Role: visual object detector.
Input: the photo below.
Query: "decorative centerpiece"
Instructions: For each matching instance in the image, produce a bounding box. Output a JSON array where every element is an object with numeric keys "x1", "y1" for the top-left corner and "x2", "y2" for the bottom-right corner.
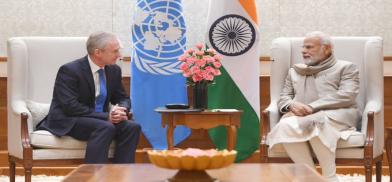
[
  {"x1": 148, "y1": 148, "x2": 236, "y2": 182},
  {"x1": 179, "y1": 44, "x2": 222, "y2": 110}
]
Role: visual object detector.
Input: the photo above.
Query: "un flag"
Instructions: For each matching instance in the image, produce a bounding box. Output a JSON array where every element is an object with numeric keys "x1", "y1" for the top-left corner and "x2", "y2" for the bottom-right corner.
[{"x1": 131, "y1": 0, "x2": 190, "y2": 149}]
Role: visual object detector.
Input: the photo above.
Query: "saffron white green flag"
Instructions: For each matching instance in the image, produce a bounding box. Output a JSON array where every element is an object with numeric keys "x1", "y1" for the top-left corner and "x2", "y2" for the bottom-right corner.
[{"x1": 206, "y1": 0, "x2": 260, "y2": 161}]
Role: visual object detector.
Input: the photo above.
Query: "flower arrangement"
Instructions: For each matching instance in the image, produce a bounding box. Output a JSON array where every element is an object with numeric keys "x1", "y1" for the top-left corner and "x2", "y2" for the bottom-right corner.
[{"x1": 179, "y1": 43, "x2": 222, "y2": 85}]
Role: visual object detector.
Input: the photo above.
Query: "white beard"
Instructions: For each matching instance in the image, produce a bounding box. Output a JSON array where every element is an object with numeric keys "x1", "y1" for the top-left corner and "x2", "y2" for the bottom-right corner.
[
  {"x1": 304, "y1": 58, "x2": 320, "y2": 66},
  {"x1": 303, "y1": 49, "x2": 326, "y2": 66}
]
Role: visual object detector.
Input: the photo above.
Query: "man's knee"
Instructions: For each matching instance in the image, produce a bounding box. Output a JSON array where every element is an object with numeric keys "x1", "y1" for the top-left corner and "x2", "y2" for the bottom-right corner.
[
  {"x1": 279, "y1": 116, "x2": 296, "y2": 126},
  {"x1": 126, "y1": 121, "x2": 141, "y2": 133},
  {"x1": 97, "y1": 121, "x2": 116, "y2": 135},
  {"x1": 117, "y1": 121, "x2": 141, "y2": 134}
]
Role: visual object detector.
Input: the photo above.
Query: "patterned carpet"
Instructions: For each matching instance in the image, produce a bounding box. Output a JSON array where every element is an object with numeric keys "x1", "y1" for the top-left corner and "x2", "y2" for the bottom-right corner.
[
  {"x1": 0, "y1": 174, "x2": 389, "y2": 181},
  {"x1": 0, "y1": 175, "x2": 63, "y2": 182},
  {"x1": 337, "y1": 174, "x2": 390, "y2": 182}
]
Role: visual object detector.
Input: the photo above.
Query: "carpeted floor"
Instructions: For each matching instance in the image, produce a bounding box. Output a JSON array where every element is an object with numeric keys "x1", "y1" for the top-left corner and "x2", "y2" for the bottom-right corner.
[
  {"x1": 337, "y1": 174, "x2": 390, "y2": 182},
  {"x1": 0, "y1": 174, "x2": 389, "y2": 181},
  {"x1": 0, "y1": 175, "x2": 63, "y2": 182}
]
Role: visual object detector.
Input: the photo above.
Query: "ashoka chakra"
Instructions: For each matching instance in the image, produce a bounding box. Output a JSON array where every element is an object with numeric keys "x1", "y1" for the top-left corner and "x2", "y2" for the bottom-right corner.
[{"x1": 209, "y1": 14, "x2": 256, "y2": 56}]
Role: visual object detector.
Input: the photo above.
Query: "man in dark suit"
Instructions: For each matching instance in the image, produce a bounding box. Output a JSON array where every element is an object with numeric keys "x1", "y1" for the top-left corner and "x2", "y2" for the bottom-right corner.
[{"x1": 37, "y1": 31, "x2": 141, "y2": 163}]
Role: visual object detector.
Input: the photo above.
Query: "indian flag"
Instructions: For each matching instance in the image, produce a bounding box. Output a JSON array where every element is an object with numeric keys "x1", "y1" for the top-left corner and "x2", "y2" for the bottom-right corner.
[{"x1": 206, "y1": 0, "x2": 260, "y2": 161}]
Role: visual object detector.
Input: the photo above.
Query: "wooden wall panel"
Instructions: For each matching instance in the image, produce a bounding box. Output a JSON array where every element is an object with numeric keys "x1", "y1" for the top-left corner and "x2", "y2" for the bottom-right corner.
[
  {"x1": 0, "y1": 78, "x2": 6, "y2": 150},
  {"x1": 260, "y1": 76, "x2": 270, "y2": 111},
  {"x1": 384, "y1": 76, "x2": 392, "y2": 139}
]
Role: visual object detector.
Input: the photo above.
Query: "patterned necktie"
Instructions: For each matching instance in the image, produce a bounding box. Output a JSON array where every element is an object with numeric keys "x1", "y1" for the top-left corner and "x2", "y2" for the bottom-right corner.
[{"x1": 95, "y1": 69, "x2": 107, "y2": 112}]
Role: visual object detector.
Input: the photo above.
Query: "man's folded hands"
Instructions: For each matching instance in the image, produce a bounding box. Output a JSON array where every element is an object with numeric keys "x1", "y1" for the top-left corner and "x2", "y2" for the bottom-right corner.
[
  {"x1": 288, "y1": 101, "x2": 313, "y2": 116},
  {"x1": 109, "y1": 105, "x2": 128, "y2": 123}
]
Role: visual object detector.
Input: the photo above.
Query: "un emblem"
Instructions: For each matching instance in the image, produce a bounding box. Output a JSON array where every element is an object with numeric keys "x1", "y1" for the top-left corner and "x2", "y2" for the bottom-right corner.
[
  {"x1": 209, "y1": 14, "x2": 256, "y2": 56},
  {"x1": 132, "y1": 0, "x2": 186, "y2": 75}
]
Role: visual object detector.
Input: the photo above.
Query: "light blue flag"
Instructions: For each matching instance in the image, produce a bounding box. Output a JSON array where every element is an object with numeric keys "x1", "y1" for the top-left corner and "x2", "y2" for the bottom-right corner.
[{"x1": 131, "y1": 0, "x2": 190, "y2": 149}]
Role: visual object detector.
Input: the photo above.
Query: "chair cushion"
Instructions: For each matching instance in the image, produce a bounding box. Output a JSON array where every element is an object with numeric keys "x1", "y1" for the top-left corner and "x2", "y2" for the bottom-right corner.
[
  {"x1": 32, "y1": 149, "x2": 115, "y2": 160},
  {"x1": 30, "y1": 130, "x2": 115, "y2": 149},
  {"x1": 336, "y1": 131, "x2": 365, "y2": 148},
  {"x1": 26, "y1": 100, "x2": 50, "y2": 126},
  {"x1": 269, "y1": 146, "x2": 364, "y2": 159},
  {"x1": 268, "y1": 131, "x2": 365, "y2": 158}
]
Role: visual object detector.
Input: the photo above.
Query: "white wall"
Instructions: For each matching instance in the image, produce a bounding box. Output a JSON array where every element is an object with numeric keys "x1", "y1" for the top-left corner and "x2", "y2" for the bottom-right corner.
[
  {"x1": 1, "y1": 0, "x2": 391, "y2": 76},
  {"x1": 1, "y1": 0, "x2": 391, "y2": 57}
]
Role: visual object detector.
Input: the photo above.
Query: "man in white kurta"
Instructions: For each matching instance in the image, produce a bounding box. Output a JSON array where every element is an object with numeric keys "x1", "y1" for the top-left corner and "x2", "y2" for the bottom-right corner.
[{"x1": 267, "y1": 31, "x2": 360, "y2": 182}]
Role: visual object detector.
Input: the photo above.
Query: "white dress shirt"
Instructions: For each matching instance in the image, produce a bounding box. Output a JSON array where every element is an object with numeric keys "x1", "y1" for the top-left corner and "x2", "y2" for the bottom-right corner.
[{"x1": 88, "y1": 56, "x2": 105, "y2": 98}]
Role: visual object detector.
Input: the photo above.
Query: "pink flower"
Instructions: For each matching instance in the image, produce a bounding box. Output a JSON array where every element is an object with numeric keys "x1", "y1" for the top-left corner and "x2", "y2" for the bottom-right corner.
[
  {"x1": 186, "y1": 48, "x2": 194, "y2": 55},
  {"x1": 180, "y1": 63, "x2": 189, "y2": 71},
  {"x1": 192, "y1": 74, "x2": 203, "y2": 82},
  {"x1": 214, "y1": 69, "x2": 221, "y2": 76},
  {"x1": 182, "y1": 148, "x2": 205, "y2": 157},
  {"x1": 195, "y1": 58, "x2": 207, "y2": 67},
  {"x1": 182, "y1": 70, "x2": 191, "y2": 77},
  {"x1": 204, "y1": 74, "x2": 214, "y2": 81},
  {"x1": 205, "y1": 56, "x2": 214, "y2": 63},
  {"x1": 195, "y1": 50, "x2": 204, "y2": 56},
  {"x1": 186, "y1": 57, "x2": 196, "y2": 64},
  {"x1": 179, "y1": 44, "x2": 222, "y2": 85},
  {"x1": 196, "y1": 43, "x2": 203, "y2": 50},
  {"x1": 199, "y1": 71, "x2": 208, "y2": 78},
  {"x1": 178, "y1": 55, "x2": 187, "y2": 62},
  {"x1": 204, "y1": 66, "x2": 215, "y2": 73},
  {"x1": 190, "y1": 66, "x2": 201, "y2": 74},
  {"x1": 207, "y1": 48, "x2": 216, "y2": 55},
  {"x1": 213, "y1": 61, "x2": 222, "y2": 68},
  {"x1": 213, "y1": 54, "x2": 222, "y2": 61}
]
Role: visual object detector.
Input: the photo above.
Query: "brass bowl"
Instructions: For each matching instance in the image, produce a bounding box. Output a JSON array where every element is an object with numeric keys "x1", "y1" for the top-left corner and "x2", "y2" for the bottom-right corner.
[{"x1": 147, "y1": 148, "x2": 237, "y2": 171}]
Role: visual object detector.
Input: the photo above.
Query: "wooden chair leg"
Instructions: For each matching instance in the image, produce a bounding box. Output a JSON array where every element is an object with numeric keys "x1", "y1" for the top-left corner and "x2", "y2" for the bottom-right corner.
[
  {"x1": 386, "y1": 134, "x2": 392, "y2": 182},
  {"x1": 365, "y1": 159, "x2": 373, "y2": 182},
  {"x1": 8, "y1": 156, "x2": 15, "y2": 182},
  {"x1": 24, "y1": 167, "x2": 32, "y2": 182},
  {"x1": 376, "y1": 160, "x2": 382, "y2": 182},
  {"x1": 23, "y1": 159, "x2": 33, "y2": 182}
]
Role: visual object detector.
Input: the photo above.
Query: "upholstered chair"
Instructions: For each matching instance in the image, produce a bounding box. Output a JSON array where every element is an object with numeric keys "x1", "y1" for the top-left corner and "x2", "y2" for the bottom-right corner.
[
  {"x1": 260, "y1": 37, "x2": 383, "y2": 182},
  {"x1": 7, "y1": 37, "x2": 118, "y2": 182}
]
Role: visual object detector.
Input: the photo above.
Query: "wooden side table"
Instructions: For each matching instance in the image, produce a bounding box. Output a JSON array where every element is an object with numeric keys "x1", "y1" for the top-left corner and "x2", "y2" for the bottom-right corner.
[
  {"x1": 155, "y1": 108, "x2": 242, "y2": 150},
  {"x1": 386, "y1": 127, "x2": 392, "y2": 179}
]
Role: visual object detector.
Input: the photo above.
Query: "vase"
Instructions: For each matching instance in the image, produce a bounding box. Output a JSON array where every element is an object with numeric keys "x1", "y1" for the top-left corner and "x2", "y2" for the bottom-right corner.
[{"x1": 192, "y1": 82, "x2": 208, "y2": 110}]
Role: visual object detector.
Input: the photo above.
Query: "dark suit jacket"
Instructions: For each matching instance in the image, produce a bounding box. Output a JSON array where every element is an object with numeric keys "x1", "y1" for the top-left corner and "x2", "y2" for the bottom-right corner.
[{"x1": 37, "y1": 56, "x2": 130, "y2": 136}]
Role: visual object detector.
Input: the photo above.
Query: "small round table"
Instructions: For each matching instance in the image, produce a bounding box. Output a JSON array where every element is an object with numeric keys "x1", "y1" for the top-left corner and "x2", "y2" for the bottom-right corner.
[{"x1": 155, "y1": 107, "x2": 242, "y2": 150}]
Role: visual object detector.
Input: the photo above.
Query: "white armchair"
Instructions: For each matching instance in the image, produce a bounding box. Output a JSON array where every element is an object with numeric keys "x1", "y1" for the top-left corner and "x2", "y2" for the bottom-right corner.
[
  {"x1": 260, "y1": 37, "x2": 384, "y2": 182},
  {"x1": 7, "y1": 37, "x2": 117, "y2": 182}
]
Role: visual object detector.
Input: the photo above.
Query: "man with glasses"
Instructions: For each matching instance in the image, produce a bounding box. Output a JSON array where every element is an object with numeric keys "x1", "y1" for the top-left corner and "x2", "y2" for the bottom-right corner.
[{"x1": 267, "y1": 31, "x2": 360, "y2": 182}]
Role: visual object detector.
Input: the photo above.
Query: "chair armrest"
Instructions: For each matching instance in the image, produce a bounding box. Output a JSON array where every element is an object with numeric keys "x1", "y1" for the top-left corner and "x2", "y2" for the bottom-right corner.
[
  {"x1": 10, "y1": 100, "x2": 30, "y2": 115},
  {"x1": 362, "y1": 101, "x2": 384, "y2": 158},
  {"x1": 363, "y1": 100, "x2": 382, "y2": 116},
  {"x1": 8, "y1": 100, "x2": 33, "y2": 159},
  {"x1": 260, "y1": 108, "x2": 270, "y2": 163},
  {"x1": 266, "y1": 102, "x2": 280, "y2": 126},
  {"x1": 260, "y1": 109, "x2": 270, "y2": 145},
  {"x1": 260, "y1": 103, "x2": 280, "y2": 145},
  {"x1": 260, "y1": 103, "x2": 280, "y2": 163},
  {"x1": 20, "y1": 112, "x2": 33, "y2": 160}
]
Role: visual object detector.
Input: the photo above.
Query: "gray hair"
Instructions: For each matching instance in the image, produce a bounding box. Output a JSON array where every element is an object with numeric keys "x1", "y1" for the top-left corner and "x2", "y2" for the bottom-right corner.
[
  {"x1": 305, "y1": 31, "x2": 333, "y2": 48},
  {"x1": 86, "y1": 31, "x2": 118, "y2": 55}
]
